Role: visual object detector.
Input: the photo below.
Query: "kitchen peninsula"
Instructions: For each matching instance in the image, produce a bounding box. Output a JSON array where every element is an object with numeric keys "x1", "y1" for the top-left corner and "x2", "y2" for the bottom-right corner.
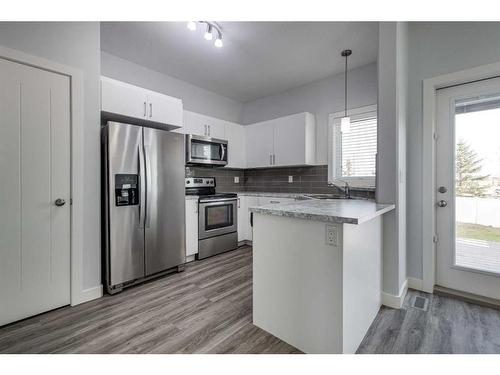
[{"x1": 250, "y1": 199, "x2": 395, "y2": 354}]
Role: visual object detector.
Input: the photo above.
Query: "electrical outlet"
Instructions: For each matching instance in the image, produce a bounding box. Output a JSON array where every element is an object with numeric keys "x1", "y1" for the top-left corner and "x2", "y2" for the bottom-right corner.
[
  {"x1": 326, "y1": 225, "x2": 338, "y2": 246},
  {"x1": 288, "y1": 175, "x2": 293, "y2": 183},
  {"x1": 234, "y1": 176, "x2": 239, "y2": 184}
]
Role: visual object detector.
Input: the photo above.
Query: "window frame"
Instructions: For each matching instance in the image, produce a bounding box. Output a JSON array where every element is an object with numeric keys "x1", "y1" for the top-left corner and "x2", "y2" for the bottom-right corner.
[{"x1": 328, "y1": 104, "x2": 377, "y2": 188}]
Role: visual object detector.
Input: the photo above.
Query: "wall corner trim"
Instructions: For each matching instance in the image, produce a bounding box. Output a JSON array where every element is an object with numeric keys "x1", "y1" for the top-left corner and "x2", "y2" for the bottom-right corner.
[
  {"x1": 407, "y1": 277, "x2": 424, "y2": 291},
  {"x1": 381, "y1": 279, "x2": 408, "y2": 309}
]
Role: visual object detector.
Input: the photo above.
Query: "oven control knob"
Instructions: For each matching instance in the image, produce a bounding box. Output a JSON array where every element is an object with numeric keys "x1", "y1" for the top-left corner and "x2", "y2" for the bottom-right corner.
[{"x1": 186, "y1": 180, "x2": 190, "y2": 184}]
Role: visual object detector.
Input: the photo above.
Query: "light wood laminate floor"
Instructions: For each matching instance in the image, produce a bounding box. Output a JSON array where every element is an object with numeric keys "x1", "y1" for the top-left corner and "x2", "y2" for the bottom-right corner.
[
  {"x1": 0, "y1": 245, "x2": 300, "y2": 354},
  {"x1": 357, "y1": 289, "x2": 500, "y2": 353},
  {"x1": 2, "y1": 245, "x2": 500, "y2": 354}
]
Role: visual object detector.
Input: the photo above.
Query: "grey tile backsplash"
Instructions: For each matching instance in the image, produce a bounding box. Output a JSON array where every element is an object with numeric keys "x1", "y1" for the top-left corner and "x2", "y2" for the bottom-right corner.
[{"x1": 185, "y1": 165, "x2": 375, "y2": 199}]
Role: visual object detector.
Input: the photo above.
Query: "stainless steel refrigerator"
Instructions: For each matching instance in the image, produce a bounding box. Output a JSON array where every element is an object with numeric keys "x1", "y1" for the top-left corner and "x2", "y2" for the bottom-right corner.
[{"x1": 102, "y1": 121, "x2": 185, "y2": 294}]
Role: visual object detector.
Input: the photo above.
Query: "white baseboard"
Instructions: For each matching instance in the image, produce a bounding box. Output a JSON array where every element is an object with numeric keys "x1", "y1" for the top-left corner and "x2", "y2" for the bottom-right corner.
[
  {"x1": 407, "y1": 277, "x2": 424, "y2": 291},
  {"x1": 72, "y1": 285, "x2": 103, "y2": 306},
  {"x1": 381, "y1": 279, "x2": 408, "y2": 309}
]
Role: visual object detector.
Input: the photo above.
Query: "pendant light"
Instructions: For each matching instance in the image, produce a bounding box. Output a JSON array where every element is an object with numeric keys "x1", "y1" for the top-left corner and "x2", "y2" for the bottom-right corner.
[{"x1": 341, "y1": 49, "x2": 352, "y2": 133}]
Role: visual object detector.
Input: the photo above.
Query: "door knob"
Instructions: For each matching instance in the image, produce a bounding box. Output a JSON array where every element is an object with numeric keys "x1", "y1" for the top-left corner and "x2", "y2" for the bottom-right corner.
[
  {"x1": 438, "y1": 186, "x2": 448, "y2": 193},
  {"x1": 437, "y1": 200, "x2": 447, "y2": 208},
  {"x1": 55, "y1": 198, "x2": 66, "y2": 207}
]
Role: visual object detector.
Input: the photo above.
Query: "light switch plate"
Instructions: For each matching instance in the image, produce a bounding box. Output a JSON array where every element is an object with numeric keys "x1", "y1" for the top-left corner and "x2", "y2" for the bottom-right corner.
[
  {"x1": 234, "y1": 176, "x2": 239, "y2": 184},
  {"x1": 288, "y1": 175, "x2": 293, "y2": 183}
]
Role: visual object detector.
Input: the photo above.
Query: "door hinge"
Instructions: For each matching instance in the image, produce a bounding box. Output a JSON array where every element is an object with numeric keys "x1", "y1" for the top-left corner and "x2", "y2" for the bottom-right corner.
[
  {"x1": 70, "y1": 198, "x2": 73, "y2": 205},
  {"x1": 433, "y1": 234, "x2": 438, "y2": 244},
  {"x1": 433, "y1": 132, "x2": 438, "y2": 141}
]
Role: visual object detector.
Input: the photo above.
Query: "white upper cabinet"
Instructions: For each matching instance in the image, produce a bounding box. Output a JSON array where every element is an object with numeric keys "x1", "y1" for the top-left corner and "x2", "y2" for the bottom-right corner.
[
  {"x1": 101, "y1": 77, "x2": 183, "y2": 129},
  {"x1": 245, "y1": 112, "x2": 316, "y2": 168},
  {"x1": 183, "y1": 110, "x2": 226, "y2": 138},
  {"x1": 146, "y1": 92, "x2": 183, "y2": 128},
  {"x1": 273, "y1": 112, "x2": 315, "y2": 167},
  {"x1": 246, "y1": 120, "x2": 275, "y2": 168},
  {"x1": 101, "y1": 77, "x2": 147, "y2": 120},
  {"x1": 225, "y1": 122, "x2": 246, "y2": 169}
]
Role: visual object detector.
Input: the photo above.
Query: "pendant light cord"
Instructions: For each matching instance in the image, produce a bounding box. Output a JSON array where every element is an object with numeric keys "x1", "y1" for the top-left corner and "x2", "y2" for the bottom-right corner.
[{"x1": 344, "y1": 53, "x2": 348, "y2": 117}]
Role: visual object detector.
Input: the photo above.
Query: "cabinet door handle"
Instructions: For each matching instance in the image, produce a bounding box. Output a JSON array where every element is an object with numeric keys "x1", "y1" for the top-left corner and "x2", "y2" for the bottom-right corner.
[
  {"x1": 270, "y1": 200, "x2": 280, "y2": 204},
  {"x1": 195, "y1": 203, "x2": 199, "y2": 214},
  {"x1": 270, "y1": 154, "x2": 273, "y2": 165},
  {"x1": 143, "y1": 101, "x2": 147, "y2": 117},
  {"x1": 204, "y1": 125, "x2": 207, "y2": 136},
  {"x1": 149, "y1": 103, "x2": 153, "y2": 118},
  {"x1": 237, "y1": 198, "x2": 241, "y2": 208},
  {"x1": 273, "y1": 154, "x2": 276, "y2": 165},
  {"x1": 208, "y1": 125, "x2": 211, "y2": 136}
]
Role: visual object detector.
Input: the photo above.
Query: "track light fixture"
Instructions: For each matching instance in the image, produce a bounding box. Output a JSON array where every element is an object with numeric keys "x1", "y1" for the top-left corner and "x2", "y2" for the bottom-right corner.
[{"x1": 186, "y1": 21, "x2": 224, "y2": 48}]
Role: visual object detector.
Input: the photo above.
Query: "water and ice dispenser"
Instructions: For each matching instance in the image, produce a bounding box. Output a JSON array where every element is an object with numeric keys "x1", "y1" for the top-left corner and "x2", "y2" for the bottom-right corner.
[{"x1": 114, "y1": 174, "x2": 139, "y2": 206}]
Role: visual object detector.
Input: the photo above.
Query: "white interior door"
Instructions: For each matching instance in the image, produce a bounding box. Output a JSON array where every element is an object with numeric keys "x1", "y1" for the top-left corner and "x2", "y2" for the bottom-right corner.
[
  {"x1": 436, "y1": 77, "x2": 500, "y2": 300},
  {"x1": 0, "y1": 58, "x2": 71, "y2": 326}
]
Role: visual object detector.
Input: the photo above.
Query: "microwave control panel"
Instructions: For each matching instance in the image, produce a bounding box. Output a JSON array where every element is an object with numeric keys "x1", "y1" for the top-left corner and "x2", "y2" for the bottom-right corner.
[{"x1": 115, "y1": 174, "x2": 139, "y2": 206}]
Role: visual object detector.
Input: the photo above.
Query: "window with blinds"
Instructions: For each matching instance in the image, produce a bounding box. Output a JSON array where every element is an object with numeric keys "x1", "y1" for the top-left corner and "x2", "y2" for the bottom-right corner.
[
  {"x1": 336, "y1": 114, "x2": 377, "y2": 178},
  {"x1": 329, "y1": 106, "x2": 377, "y2": 186}
]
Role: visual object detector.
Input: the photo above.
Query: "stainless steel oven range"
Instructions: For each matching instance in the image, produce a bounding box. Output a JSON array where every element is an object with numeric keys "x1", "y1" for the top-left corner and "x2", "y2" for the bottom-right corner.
[{"x1": 185, "y1": 177, "x2": 238, "y2": 259}]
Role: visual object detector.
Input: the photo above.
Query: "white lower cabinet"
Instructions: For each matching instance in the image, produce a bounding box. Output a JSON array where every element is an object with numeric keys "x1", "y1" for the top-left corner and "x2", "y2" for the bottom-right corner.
[
  {"x1": 237, "y1": 197, "x2": 247, "y2": 242},
  {"x1": 185, "y1": 198, "x2": 199, "y2": 258},
  {"x1": 258, "y1": 197, "x2": 295, "y2": 206},
  {"x1": 237, "y1": 195, "x2": 260, "y2": 242}
]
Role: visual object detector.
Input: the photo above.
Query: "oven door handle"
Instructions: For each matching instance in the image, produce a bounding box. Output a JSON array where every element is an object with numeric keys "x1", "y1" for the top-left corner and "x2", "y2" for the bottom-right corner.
[{"x1": 199, "y1": 198, "x2": 237, "y2": 204}]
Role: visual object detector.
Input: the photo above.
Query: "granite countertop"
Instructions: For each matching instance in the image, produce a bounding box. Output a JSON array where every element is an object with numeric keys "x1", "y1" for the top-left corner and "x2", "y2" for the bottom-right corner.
[{"x1": 249, "y1": 199, "x2": 395, "y2": 225}]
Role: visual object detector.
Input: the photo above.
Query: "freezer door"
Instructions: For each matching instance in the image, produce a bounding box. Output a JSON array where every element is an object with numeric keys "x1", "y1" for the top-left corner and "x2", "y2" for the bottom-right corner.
[
  {"x1": 143, "y1": 128, "x2": 186, "y2": 275},
  {"x1": 105, "y1": 122, "x2": 145, "y2": 286}
]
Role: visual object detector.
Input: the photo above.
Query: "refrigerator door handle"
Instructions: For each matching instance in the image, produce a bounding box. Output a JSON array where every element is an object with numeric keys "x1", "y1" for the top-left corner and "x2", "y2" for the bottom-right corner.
[
  {"x1": 144, "y1": 144, "x2": 152, "y2": 228},
  {"x1": 138, "y1": 144, "x2": 146, "y2": 229}
]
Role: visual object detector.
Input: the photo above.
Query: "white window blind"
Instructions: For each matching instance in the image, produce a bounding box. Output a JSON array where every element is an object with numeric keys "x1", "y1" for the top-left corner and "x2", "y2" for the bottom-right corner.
[{"x1": 336, "y1": 114, "x2": 377, "y2": 178}]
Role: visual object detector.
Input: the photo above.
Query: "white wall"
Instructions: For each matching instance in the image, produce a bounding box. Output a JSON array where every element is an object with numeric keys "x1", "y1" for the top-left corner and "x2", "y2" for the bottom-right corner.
[
  {"x1": 407, "y1": 22, "x2": 500, "y2": 279},
  {"x1": 241, "y1": 63, "x2": 378, "y2": 165},
  {"x1": 0, "y1": 22, "x2": 101, "y2": 291},
  {"x1": 377, "y1": 22, "x2": 408, "y2": 296},
  {"x1": 101, "y1": 52, "x2": 243, "y2": 124}
]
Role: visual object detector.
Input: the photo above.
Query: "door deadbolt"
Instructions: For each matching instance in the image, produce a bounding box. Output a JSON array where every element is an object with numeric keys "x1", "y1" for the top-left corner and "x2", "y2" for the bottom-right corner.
[
  {"x1": 437, "y1": 200, "x2": 448, "y2": 208},
  {"x1": 438, "y1": 186, "x2": 447, "y2": 193},
  {"x1": 55, "y1": 198, "x2": 66, "y2": 207}
]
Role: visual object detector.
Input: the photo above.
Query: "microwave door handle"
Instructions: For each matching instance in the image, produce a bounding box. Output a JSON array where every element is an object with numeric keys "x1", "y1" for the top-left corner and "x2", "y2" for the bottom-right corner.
[
  {"x1": 220, "y1": 144, "x2": 226, "y2": 161},
  {"x1": 138, "y1": 144, "x2": 146, "y2": 228}
]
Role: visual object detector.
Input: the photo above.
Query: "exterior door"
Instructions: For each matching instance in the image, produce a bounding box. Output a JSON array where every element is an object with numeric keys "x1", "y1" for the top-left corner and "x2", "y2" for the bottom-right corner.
[
  {"x1": 436, "y1": 77, "x2": 500, "y2": 300},
  {"x1": 143, "y1": 128, "x2": 185, "y2": 275},
  {"x1": 0, "y1": 58, "x2": 71, "y2": 325}
]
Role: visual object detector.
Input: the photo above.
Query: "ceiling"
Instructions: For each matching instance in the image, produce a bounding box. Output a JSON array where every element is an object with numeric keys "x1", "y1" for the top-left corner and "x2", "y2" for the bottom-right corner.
[{"x1": 100, "y1": 22, "x2": 378, "y2": 103}]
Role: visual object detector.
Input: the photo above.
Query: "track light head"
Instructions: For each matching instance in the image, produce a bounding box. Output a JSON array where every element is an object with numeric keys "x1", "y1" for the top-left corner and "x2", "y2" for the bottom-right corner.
[{"x1": 204, "y1": 24, "x2": 213, "y2": 40}]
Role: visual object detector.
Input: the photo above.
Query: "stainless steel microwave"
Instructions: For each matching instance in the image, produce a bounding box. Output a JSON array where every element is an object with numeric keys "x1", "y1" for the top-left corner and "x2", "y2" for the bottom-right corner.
[{"x1": 186, "y1": 134, "x2": 228, "y2": 166}]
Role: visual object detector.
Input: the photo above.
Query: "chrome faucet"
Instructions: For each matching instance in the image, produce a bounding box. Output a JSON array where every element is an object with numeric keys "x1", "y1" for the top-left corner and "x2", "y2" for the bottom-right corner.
[{"x1": 328, "y1": 180, "x2": 351, "y2": 199}]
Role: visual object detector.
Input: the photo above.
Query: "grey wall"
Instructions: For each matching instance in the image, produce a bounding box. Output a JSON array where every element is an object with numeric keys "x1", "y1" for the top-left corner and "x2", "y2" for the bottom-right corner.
[
  {"x1": 241, "y1": 63, "x2": 378, "y2": 165},
  {"x1": 0, "y1": 22, "x2": 101, "y2": 290},
  {"x1": 377, "y1": 22, "x2": 408, "y2": 296},
  {"x1": 407, "y1": 22, "x2": 500, "y2": 279},
  {"x1": 101, "y1": 52, "x2": 243, "y2": 124}
]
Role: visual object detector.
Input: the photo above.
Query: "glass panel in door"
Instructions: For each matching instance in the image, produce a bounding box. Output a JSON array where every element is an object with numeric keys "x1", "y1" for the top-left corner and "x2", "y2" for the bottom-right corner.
[{"x1": 454, "y1": 95, "x2": 500, "y2": 274}]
